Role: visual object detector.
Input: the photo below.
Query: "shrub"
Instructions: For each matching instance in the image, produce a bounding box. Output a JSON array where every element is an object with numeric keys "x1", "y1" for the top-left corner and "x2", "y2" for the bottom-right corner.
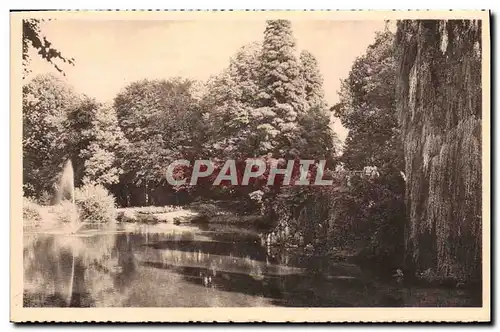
[
  {"x1": 262, "y1": 185, "x2": 332, "y2": 246},
  {"x1": 263, "y1": 170, "x2": 405, "y2": 274},
  {"x1": 53, "y1": 200, "x2": 78, "y2": 224},
  {"x1": 23, "y1": 197, "x2": 42, "y2": 225},
  {"x1": 75, "y1": 183, "x2": 116, "y2": 224}
]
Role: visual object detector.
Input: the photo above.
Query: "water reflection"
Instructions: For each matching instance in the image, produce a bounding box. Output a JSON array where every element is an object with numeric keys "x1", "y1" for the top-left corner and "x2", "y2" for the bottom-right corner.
[
  {"x1": 23, "y1": 231, "x2": 117, "y2": 307},
  {"x1": 23, "y1": 224, "x2": 481, "y2": 307}
]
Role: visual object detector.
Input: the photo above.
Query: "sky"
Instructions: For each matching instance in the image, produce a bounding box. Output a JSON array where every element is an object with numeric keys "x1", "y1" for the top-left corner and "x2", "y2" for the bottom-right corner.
[{"x1": 27, "y1": 19, "x2": 387, "y2": 141}]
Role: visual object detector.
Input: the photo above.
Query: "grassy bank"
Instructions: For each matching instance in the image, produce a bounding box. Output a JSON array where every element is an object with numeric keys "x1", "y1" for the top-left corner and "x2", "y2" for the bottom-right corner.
[
  {"x1": 24, "y1": 196, "x2": 267, "y2": 233},
  {"x1": 116, "y1": 200, "x2": 267, "y2": 228}
]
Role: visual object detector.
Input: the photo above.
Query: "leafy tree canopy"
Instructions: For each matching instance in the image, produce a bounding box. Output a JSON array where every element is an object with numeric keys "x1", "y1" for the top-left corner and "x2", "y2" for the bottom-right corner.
[{"x1": 23, "y1": 19, "x2": 75, "y2": 78}]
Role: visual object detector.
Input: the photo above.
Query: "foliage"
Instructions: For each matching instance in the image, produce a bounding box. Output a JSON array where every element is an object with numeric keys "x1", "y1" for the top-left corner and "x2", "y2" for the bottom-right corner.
[
  {"x1": 188, "y1": 200, "x2": 227, "y2": 218},
  {"x1": 263, "y1": 28, "x2": 406, "y2": 274},
  {"x1": 180, "y1": 22, "x2": 339, "y2": 206},
  {"x1": 295, "y1": 106, "x2": 337, "y2": 162},
  {"x1": 395, "y1": 20, "x2": 482, "y2": 283},
  {"x1": 111, "y1": 77, "x2": 211, "y2": 206},
  {"x1": 338, "y1": 173, "x2": 405, "y2": 271},
  {"x1": 334, "y1": 30, "x2": 402, "y2": 172},
  {"x1": 300, "y1": 50, "x2": 327, "y2": 110},
  {"x1": 114, "y1": 78, "x2": 207, "y2": 186},
  {"x1": 327, "y1": 29, "x2": 406, "y2": 270},
  {"x1": 204, "y1": 21, "x2": 338, "y2": 161},
  {"x1": 75, "y1": 182, "x2": 117, "y2": 224},
  {"x1": 67, "y1": 97, "x2": 126, "y2": 186},
  {"x1": 22, "y1": 74, "x2": 80, "y2": 198},
  {"x1": 198, "y1": 21, "x2": 338, "y2": 216},
  {"x1": 201, "y1": 43, "x2": 263, "y2": 160},
  {"x1": 23, "y1": 19, "x2": 75, "y2": 78},
  {"x1": 296, "y1": 49, "x2": 337, "y2": 161},
  {"x1": 36, "y1": 191, "x2": 53, "y2": 206},
  {"x1": 53, "y1": 200, "x2": 77, "y2": 224},
  {"x1": 264, "y1": 185, "x2": 330, "y2": 247},
  {"x1": 256, "y1": 20, "x2": 306, "y2": 156},
  {"x1": 23, "y1": 197, "x2": 42, "y2": 224},
  {"x1": 23, "y1": 74, "x2": 127, "y2": 200}
]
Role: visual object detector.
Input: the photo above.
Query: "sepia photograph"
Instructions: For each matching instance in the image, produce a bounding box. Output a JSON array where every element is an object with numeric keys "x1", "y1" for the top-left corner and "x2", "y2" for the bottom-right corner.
[{"x1": 10, "y1": 10, "x2": 490, "y2": 323}]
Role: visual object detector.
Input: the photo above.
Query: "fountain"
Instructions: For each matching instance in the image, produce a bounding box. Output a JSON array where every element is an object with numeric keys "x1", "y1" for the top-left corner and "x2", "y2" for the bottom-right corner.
[
  {"x1": 55, "y1": 159, "x2": 75, "y2": 205},
  {"x1": 54, "y1": 160, "x2": 79, "y2": 305},
  {"x1": 54, "y1": 159, "x2": 80, "y2": 233}
]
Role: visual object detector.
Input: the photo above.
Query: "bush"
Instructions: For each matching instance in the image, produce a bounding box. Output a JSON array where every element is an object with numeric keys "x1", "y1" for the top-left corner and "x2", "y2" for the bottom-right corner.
[
  {"x1": 23, "y1": 197, "x2": 42, "y2": 224},
  {"x1": 261, "y1": 186, "x2": 330, "y2": 248},
  {"x1": 75, "y1": 183, "x2": 116, "y2": 224},
  {"x1": 262, "y1": 171, "x2": 405, "y2": 273},
  {"x1": 52, "y1": 200, "x2": 78, "y2": 224}
]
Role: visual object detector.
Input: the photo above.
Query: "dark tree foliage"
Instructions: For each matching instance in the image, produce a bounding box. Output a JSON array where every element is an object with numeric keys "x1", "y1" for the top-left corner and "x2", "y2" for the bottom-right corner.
[
  {"x1": 113, "y1": 78, "x2": 209, "y2": 206},
  {"x1": 23, "y1": 19, "x2": 75, "y2": 78},
  {"x1": 23, "y1": 74, "x2": 126, "y2": 199},
  {"x1": 334, "y1": 30, "x2": 403, "y2": 174},
  {"x1": 67, "y1": 97, "x2": 126, "y2": 187},
  {"x1": 395, "y1": 20, "x2": 482, "y2": 284},
  {"x1": 315, "y1": 29, "x2": 405, "y2": 273},
  {"x1": 22, "y1": 74, "x2": 79, "y2": 198}
]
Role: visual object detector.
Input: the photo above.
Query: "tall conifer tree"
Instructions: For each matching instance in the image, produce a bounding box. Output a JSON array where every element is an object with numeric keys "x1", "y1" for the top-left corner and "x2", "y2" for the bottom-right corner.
[{"x1": 256, "y1": 20, "x2": 306, "y2": 156}]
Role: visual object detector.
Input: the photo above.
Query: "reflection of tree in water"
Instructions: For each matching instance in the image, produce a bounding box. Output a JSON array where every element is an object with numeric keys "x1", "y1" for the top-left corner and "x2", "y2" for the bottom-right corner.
[
  {"x1": 23, "y1": 229, "x2": 334, "y2": 308},
  {"x1": 23, "y1": 231, "x2": 122, "y2": 307},
  {"x1": 113, "y1": 233, "x2": 138, "y2": 291},
  {"x1": 24, "y1": 235, "x2": 75, "y2": 307}
]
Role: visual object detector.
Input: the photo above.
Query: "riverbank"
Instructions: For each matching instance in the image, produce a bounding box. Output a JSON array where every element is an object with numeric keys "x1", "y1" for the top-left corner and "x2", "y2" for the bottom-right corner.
[
  {"x1": 116, "y1": 205, "x2": 197, "y2": 224},
  {"x1": 116, "y1": 200, "x2": 267, "y2": 228},
  {"x1": 24, "y1": 198, "x2": 267, "y2": 233}
]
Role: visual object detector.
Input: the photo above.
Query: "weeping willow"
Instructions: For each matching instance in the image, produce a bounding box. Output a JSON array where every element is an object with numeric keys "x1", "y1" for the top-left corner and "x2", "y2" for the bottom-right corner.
[{"x1": 395, "y1": 20, "x2": 482, "y2": 283}]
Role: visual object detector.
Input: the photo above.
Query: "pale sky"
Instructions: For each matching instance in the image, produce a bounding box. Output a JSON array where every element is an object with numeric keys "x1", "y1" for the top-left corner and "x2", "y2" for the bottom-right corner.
[{"x1": 27, "y1": 19, "x2": 387, "y2": 141}]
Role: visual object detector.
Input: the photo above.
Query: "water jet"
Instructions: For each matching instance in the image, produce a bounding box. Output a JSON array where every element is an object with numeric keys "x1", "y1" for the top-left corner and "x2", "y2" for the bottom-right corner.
[{"x1": 54, "y1": 159, "x2": 80, "y2": 233}]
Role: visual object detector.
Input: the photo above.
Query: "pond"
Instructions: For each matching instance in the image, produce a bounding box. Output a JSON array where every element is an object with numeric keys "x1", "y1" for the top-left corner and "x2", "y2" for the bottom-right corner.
[{"x1": 23, "y1": 223, "x2": 481, "y2": 307}]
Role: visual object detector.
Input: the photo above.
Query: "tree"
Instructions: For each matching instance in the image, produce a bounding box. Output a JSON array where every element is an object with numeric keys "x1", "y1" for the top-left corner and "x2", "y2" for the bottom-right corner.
[
  {"x1": 326, "y1": 29, "x2": 406, "y2": 272},
  {"x1": 300, "y1": 50, "x2": 327, "y2": 110},
  {"x1": 67, "y1": 97, "x2": 126, "y2": 186},
  {"x1": 23, "y1": 19, "x2": 75, "y2": 78},
  {"x1": 395, "y1": 20, "x2": 482, "y2": 284},
  {"x1": 256, "y1": 20, "x2": 306, "y2": 156},
  {"x1": 22, "y1": 74, "x2": 79, "y2": 197},
  {"x1": 296, "y1": 50, "x2": 337, "y2": 161},
  {"x1": 204, "y1": 23, "x2": 337, "y2": 162},
  {"x1": 113, "y1": 78, "x2": 207, "y2": 205},
  {"x1": 334, "y1": 30, "x2": 402, "y2": 173},
  {"x1": 201, "y1": 43, "x2": 262, "y2": 160},
  {"x1": 23, "y1": 75, "x2": 126, "y2": 199},
  {"x1": 295, "y1": 106, "x2": 337, "y2": 162}
]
